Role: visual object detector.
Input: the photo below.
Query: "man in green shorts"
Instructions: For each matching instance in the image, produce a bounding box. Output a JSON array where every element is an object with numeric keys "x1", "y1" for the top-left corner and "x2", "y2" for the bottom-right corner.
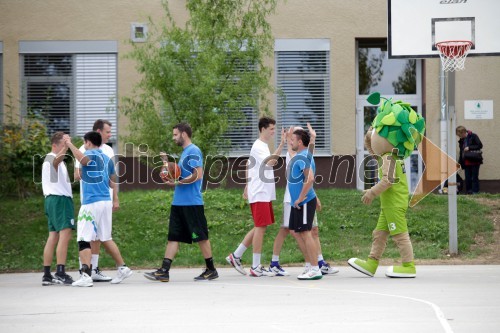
[{"x1": 41, "y1": 132, "x2": 75, "y2": 285}]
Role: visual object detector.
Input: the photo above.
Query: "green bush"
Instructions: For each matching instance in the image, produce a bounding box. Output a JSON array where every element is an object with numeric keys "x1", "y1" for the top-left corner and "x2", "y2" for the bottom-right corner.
[{"x1": 0, "y1": 117, "x2": 50, "y2": 198}]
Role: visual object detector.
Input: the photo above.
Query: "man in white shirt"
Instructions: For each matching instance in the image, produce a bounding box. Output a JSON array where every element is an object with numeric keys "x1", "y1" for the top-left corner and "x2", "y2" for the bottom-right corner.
[
  {"x1": 41, "y1": 132, "x2": 75, "y2": 285},
  {"x1": 226, "y1": 117, "x2": 285, "y2": 277},
  {"x1": 74, "y1": 119, "x2": 115, "y2": 282}
]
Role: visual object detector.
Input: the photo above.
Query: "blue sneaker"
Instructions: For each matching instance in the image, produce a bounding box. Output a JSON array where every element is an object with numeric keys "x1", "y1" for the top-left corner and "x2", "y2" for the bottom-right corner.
[{"x1": 269, "y1": 262, "x2": 290, "y2": 276}]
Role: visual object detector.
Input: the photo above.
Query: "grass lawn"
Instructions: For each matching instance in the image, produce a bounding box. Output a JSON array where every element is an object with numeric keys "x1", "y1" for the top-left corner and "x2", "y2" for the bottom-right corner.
[{"x1": 0, "y1": 188, "x2": 496, "y2": 272}]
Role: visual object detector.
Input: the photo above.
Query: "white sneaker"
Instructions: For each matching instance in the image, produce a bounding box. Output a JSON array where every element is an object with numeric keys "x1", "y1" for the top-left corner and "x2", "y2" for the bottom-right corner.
[
  {"x1": 92, "y1": 267, "x2": 112, "y2": 282},
  {"x1": 320, "y1": 263, "x2": 339, "y2": 275},
  {"x1": 297, "y1": 267, "x2": 323, "y2": 280},
  {"x1": 226, "y1": 253, "x2": 247, "y2": 275},
  {"x1": 249, "y1": 264, "x2": 276, "y2": 277},
  {"x1": 72, "y1": 272, "x2": 93, "y2": 287},
  {"x1": 110, "y1": 266, "x2": 133, "y2": 284}
]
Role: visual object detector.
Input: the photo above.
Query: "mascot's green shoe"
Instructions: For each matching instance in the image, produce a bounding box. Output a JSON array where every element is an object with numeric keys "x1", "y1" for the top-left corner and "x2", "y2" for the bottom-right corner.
[
  {"x1": 386, "y1": 261, "x2": 416, "y2": 278},
  {"x1": 347, "y1": 258, "x2": 379, "y2": 277}
]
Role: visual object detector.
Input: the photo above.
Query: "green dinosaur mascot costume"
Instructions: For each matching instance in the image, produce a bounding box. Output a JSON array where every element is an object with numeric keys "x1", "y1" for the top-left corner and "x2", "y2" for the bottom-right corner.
[{"x1": 348, "y1": 92, "x2": 425, "y2": 278}]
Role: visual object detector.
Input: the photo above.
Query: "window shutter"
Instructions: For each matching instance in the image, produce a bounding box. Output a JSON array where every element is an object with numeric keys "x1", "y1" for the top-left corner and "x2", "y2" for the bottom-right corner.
[
  {"x1": 75, "y1": 54, "x2": 117, "y2": 140},
  {"x1": 22, "y1": 54, "x2": 73, "y2": 135},
  {"x1": 276, "y1": 50, "x2": 331, "y2": 154}
]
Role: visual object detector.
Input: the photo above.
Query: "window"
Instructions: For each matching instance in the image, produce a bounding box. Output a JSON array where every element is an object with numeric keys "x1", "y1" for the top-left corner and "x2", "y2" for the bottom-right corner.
[
  {"x1": 275, "y1": 39, "x2": 331, "y2": 154},
  {"x1": 21, "y1": 54, "x2": 117, "y2": 139},
  {"x1": 19, "y1": 41, "x2": 117, "y2": 140},
  {"x1": 131, "y1": 23, "x2": 148, "y2": 43},
  {"x1": 218, "y1": 57, "x2": 259, "y2": 156},
  {"x1": 358, "y1": 39, "x2": 417, "y2": 95}
]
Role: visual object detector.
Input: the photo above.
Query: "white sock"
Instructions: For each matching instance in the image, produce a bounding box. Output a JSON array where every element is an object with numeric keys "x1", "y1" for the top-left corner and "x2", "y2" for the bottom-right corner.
[
  {"x1": 272, "y1": 255, "x2": 280, "y2": 262},
  {"x1": 252, "y1": 253, "x2": 261, "y2": 268},
  {"x1": 312, "y1": 265, "x2": 320, "y2": 271},
  {"x1": 79, "y1": 258, "x2": 82, "y2": 269},
  {"x1": 234, "y1": 243, "x2": 247, "y2": 258},
  {"x1": 317, "y1": 254, "x2": 324, "y2": 262},
  {"x1": 91, "y1": 255, "x2": 99, "y2": 270},
  {"x1": 305, "y1": 262, "x2": 311, "y2": 269}
]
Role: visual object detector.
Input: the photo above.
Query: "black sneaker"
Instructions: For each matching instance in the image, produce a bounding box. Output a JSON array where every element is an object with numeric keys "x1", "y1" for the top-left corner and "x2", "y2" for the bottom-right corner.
[
  {"x1": 54, "y1": 273, "x2": 74, "y2": 285},
  {"x1": 42, "y1": 274, "x2": 56, "y2": 286},
  {"x1": 143, "y1": 268, "x2": 169, "y2": 282},
  {"x1": 194, "y1": 268, "x2": 219, "y2": 281}
]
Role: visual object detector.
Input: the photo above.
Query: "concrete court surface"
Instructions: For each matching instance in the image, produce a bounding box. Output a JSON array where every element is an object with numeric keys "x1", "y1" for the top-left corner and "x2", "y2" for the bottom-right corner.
[{"x1": 0, "y1": 265, "x2": 499, "y2": 333}]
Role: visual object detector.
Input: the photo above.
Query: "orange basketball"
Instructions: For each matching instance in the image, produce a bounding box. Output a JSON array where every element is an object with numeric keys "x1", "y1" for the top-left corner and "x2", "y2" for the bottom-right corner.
[{"x1": 160, "y1": 162, "x2": 181, "y2": 181}]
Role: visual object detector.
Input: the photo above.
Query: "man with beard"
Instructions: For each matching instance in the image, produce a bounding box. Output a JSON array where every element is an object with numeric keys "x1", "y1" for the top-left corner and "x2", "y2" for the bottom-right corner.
[{"x1": 144, "y1": 122, "x2": 218, "y2": 282}]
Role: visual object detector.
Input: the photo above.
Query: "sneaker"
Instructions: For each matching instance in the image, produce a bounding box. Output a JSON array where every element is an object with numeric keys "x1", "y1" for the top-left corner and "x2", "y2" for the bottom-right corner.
[
  {"x1": 110, "y1": 266, "x2": 133, "y2": 284},
  {"x1": 249, "y1": 264, "x2": 275, "y2": 277},
  {"x1": 194, "y1": 268, "x2": 219, "y2": 281},
  {"x1": 320, "y1": 262, "x2": 339, "y2": 275},
  {"x1": 54, "y1": 273, "x2": 74, "y2": 285},
  {"x1": 143, "y1": 268, "x2": 169, "y2": 282},
  {"x1": 269, "y1": 263, "x2": 290, "y2": 276},
  {"x1": 347, "y1": 257, "x2": 379, "y2": 277},
  {"x1": 225, "y1": 253, "x2": 247, "y2": 275},
  {"x1": 386, "y1": 261, "x2": 416, "y2": 278},
  {"x1": 92, "y1": 267, "x2": 112, "y2": 282},
  {"x1": 72, "y1": 272, "x2": 93, "y2": 287},
  {"x1": 42, "y1": 274, "x2": 57, "y2": 286},
  {"x1": 297, "y1": 267, "x2": 323, "y2": 280}
]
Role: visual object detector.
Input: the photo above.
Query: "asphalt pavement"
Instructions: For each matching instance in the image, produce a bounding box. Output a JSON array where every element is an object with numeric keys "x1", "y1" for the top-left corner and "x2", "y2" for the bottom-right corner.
[{"x1": 1, "y1": 265, "x2": 499, "y2": 333}]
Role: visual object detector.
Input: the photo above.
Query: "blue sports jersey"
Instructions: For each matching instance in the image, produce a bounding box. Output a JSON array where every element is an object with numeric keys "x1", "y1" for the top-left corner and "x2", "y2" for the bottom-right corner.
[
  {"x1": 81, "y1": 149, "x2": 115, "y2": 205},
  {"x1": 287, "y1": 148, "x2": 316, "y2": 206},
  {"x1": 172, "y1": 144, "x2": 204, "y2": 206}
]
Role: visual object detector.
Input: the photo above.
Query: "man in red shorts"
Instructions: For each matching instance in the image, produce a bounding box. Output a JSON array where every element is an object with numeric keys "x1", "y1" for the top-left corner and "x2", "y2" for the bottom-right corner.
[{"x1": 226, "y1": 117, "x2": 285, "y2": 277}]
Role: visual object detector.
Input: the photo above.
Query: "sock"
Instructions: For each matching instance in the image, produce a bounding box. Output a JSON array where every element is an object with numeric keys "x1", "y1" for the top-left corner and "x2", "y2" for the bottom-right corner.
[
  {"x1": 43, "y1": 266, "x2": 51, "y2": 276},
  {"x1": 78, "y1": 258, "x2": 82, "y2": 270},
  {"x1": 91, "y1": 254, "x2": 99, "y2": 270},
  {"x1": 252, "y1": 253, "x2": 261, "y2": 268},
  {"x1": 317, "y1": 254, "x2": 324, "y2": 262},
  {"x1": 305, "y1": 262, "x2": 311, "y2": 269},
  {"x1": 56, "y1": 264, "x2": 65, "y2": 275},
  {"x1": 271, "y1": 255, "x2": 279, "y2": 262},
  {"x1": 162, "y1": 258, "x2": 173, "y2": 271},
  {"x1": 205, "y1": 257, "x2": 215, "y2": 271},
  {"x1": 234, "y1": 243, "x2": 247, "y2": 258},
  {"x1": 312, "y1": 265, "x2": 320, "y2": 271},
  {"x1": 81, "y1": 264, "x2": 91, "y2": 276}
]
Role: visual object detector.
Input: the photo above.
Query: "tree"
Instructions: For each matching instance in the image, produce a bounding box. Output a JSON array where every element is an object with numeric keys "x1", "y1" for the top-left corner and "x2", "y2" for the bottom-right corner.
[{"x1": 122, "y1": 0, "x2": 279, "y2": 158}]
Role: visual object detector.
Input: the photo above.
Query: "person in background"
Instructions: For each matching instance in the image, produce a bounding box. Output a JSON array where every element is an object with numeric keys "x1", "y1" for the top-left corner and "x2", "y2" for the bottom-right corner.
[{"x1": 456, "y1": 126, "x2": 483, "y2": 195}]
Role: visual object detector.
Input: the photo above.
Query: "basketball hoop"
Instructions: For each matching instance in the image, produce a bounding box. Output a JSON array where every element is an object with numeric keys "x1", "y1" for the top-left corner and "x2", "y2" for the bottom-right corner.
[{"x1": 435, "y1": 40, "x2": 473, "y2": 72}]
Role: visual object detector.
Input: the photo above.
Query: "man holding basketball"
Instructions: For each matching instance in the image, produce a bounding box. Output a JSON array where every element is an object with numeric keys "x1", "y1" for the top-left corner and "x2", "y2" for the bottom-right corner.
[{"x1": 144, "y1": 122, "x2": 218, "y2": 282}]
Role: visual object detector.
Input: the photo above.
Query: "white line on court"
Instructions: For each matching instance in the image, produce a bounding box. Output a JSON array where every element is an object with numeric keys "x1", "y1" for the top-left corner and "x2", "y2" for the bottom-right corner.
[{"x1": 213, "y1": 281, "x2": 454, "y2": 333}]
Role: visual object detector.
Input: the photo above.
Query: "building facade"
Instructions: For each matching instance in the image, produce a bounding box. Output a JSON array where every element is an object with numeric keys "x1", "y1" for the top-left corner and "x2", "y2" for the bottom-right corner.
[{"x1": 1, "y1": 0, "x2": 499, "y2": 192}]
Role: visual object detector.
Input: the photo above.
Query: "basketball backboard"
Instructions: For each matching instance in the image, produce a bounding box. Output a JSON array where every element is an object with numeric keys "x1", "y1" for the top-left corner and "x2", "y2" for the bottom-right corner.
[{"x1": 388, "y1": 0, "x2": 500, "y2": 58}]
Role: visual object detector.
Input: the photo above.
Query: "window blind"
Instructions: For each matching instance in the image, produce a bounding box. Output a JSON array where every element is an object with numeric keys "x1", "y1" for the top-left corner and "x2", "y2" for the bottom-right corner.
[
  {"x1": 75, "y1": 54, "x2": 117, "y2": 139},
  {"x1": 276, "y1": 50, "x2": 331, "y2": 154}
]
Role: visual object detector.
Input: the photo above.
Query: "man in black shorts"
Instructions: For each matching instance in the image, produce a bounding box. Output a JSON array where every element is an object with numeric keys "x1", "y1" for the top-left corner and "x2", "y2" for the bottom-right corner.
[
  {"x1": 144, "y1": 123, "x2": 218, "y2": 282},
  {"x1": 288, "y1": 129, "x2": 322, "y2": 280}
]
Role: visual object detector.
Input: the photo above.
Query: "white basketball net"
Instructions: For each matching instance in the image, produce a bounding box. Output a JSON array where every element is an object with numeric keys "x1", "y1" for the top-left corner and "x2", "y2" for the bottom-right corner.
[{"x1": 436, "y1": 41, "x2": 473, "y2": 72}]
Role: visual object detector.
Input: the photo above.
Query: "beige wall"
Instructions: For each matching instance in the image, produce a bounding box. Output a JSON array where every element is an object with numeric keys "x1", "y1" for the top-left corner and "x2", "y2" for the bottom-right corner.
[{"x1": 1, "y1": 0, "x2": 499, "y2": 180}]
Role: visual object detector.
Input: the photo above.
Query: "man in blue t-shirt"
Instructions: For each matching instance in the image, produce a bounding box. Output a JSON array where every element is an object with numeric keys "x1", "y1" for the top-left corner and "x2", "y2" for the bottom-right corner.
[
  {"x1": 287, "y1": 129, "x2": 322, "y2": 280},
  {"x1": 144, "y1": 122, "x2": 218, "y2": 282},
  {"x1": 65, "y1": 131, "x2": 132, "y2": 287}
]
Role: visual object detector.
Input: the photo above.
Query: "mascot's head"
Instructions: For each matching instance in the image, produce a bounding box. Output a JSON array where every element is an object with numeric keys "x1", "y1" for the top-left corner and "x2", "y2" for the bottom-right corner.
[{"x1": 365, "y1": 92, "x2": 426, "y2": 158}]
